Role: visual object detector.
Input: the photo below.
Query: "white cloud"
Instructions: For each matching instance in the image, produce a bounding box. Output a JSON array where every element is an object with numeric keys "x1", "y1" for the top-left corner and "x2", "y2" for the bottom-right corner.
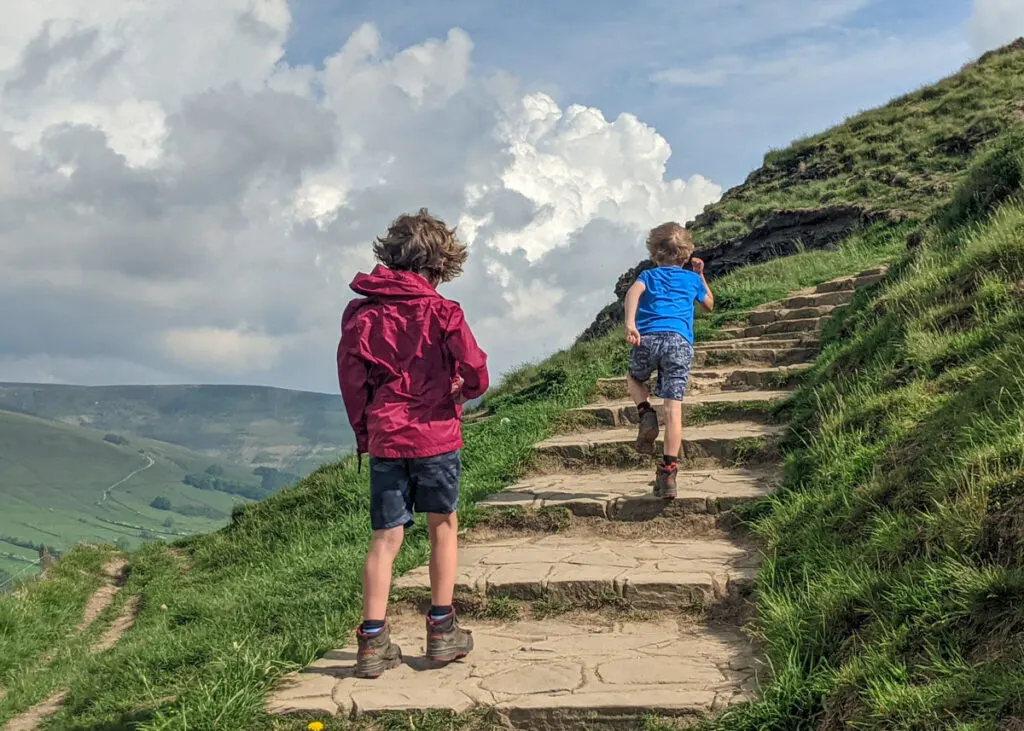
[
  {"x1": 0, "y1": 9, "x2": 720, "y2": 391},
  {"x1": 162, "y1": 328, "x2": 283, "y2": 375},
  {"x1": 968, "y1": 0, "x2": 1024, "y2": 54}
]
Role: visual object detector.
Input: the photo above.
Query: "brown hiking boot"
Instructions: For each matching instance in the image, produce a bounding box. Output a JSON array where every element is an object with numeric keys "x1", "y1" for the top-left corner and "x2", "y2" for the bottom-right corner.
[
  {"x1": 655, "y1": 461, "x2": 678, "y2": 500},
  {"x1": 636, "y1": 405, "x2": 659, "y2": 454},
  {"x1": 354, "y1": 624, "x2": 403, "y2": 678},
  {"x1": 426, "y1": 613, "x2": 473, "y2": 663}
]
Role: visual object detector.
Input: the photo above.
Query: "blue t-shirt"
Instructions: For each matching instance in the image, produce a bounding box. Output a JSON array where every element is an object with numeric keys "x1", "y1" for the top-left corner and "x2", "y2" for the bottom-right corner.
[{"x1": 634, "y1": 266, "x2": 707, "y2": 343}]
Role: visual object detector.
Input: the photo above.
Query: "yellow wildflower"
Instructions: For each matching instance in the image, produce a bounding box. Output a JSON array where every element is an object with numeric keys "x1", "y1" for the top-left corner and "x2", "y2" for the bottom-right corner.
[{"x1": 307, "y1": 723, "x2": 325, "y2": 731}]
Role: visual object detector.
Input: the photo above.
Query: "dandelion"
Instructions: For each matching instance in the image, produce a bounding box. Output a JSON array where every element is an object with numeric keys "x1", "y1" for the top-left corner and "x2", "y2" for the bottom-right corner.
[{"x1": 307, "y1": 722, "x2": 325, "y2": 731}]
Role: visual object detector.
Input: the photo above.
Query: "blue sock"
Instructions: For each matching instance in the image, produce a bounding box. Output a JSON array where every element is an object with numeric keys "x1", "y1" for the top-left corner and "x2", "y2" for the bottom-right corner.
[
  {"x1": 428, "y1": 605, "x2": 453, "y2": 620},
  {"x1": 360, "y1": 619, "x2": 385, "y2": 635}
]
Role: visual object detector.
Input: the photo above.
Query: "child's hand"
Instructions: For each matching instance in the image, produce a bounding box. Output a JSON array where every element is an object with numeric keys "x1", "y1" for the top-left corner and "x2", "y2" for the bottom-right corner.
[
  {"x1": 691, "y1": 257, "x2": 705, "y2": 275},
  {"x1": 625, "y1": 326, "x2": 642, "y2": 346},
  {"x1": 451, "y1": 376, "x2": 469, "y2": 406}
]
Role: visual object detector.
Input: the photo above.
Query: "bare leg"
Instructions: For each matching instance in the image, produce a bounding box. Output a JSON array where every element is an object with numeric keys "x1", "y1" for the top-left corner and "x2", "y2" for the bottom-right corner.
[
  {"x1": 428, "y1": 512, "x2": 459, "y2": 607},
  {"x1": 362, "y1": 526, "x2": 404, "y2": 621},
  {"x1": 627, "y1": 373, "x2": 650, "y2": 405},
  {"x1": 662, "y1": 399, "x2": 683, "y2": 459}
]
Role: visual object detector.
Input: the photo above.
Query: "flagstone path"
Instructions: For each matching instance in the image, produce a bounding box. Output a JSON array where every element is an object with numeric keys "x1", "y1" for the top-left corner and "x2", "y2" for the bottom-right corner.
[{"x1": 269, "y1": 266, "x2": 887, "y2": 728}]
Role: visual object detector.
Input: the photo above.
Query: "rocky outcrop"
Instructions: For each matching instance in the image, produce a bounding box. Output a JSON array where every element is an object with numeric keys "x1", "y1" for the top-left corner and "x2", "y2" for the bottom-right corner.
[{"x1": 577, "y1": 206, "x2": 911, "y2": 343}]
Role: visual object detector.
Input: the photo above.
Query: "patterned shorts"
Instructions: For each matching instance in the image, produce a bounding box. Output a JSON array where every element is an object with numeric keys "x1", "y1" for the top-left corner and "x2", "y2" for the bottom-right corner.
[{"x1": 628, "y1": 332, "x2": 695, "y2": 402}]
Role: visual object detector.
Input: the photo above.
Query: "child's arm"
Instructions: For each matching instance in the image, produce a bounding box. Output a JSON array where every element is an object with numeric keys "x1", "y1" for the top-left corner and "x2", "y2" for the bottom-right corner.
[
  {"x1": 445, "y1": 305, "x2": 489, "y2": 400},
  {"x1": 337, "y1": 305, "x2": 371, "y2": 455},
  {"x1": 623, "y1": 279, "x2": 646, "y2": 346},
  {"x1": 691, "y1": 258, "x2": 714, "y2": 313}
]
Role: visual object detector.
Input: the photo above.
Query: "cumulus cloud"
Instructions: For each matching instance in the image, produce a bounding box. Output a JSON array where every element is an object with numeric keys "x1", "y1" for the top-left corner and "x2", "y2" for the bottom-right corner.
[
  {"x1": 0, "y1": 4, "x2": 720, "y2": 391},
  {"x1": 968, "y1": 0, "x2": 1024, "y2": 54}
]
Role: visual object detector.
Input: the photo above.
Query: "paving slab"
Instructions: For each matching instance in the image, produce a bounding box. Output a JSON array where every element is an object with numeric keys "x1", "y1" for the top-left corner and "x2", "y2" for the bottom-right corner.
[
  {"x1": 575, "y1": 390, "x2": 791, "y2": 428},
  {"x1": 696, "y1": 335, "x2": 820, "y2": 351},
  {"x1": 694, "y1": 346, "x2": 817, "y2": 368},
  {"x1": 268, "y1": 614, "x2": 759, "y2": 728},
  {"x1": 392, "y1": 534, "x2": 758, "y2": 607},
  {"x1": 480, "y1": 467, "x2": 779, "y2": 520},
  {"x1": 534, "y1": 421, "x2": 784, "y2": 470},
  {"x1": 593, "y1": 366, "x2": 810, "y2": 400}
]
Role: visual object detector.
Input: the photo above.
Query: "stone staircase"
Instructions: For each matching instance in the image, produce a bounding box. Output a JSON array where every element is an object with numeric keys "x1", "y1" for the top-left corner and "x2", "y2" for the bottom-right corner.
[{"x1": 268, "y1": 266, "x2": 887, "y2": 728}]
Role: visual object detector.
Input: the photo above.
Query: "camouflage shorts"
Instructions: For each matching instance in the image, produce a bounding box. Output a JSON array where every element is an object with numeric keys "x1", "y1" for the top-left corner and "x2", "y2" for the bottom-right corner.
[{"x1": 628, "y1": 332, "x2": 695, "y2": 401}]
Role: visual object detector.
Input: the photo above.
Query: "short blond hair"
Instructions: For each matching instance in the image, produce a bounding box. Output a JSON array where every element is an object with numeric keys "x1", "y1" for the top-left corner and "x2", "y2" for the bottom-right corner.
[
  {"x1": 373, "y1": 208, "x2": 468, "y2": 283},
  {"x1": 646, "y1": 222, "x2": 694, "y2": 267}
]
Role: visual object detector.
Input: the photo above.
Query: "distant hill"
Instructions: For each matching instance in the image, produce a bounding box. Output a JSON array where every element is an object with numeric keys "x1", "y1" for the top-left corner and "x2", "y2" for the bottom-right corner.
[
  {"x1": 0, "y1": 409, "x2": 285, "y2": 579},
  {"x1": 0, "y1": 382, "x2": 355, "y2": 476}
]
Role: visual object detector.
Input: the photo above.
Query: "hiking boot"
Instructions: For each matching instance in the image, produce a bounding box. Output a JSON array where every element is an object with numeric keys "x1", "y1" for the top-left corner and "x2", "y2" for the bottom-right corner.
[
  {"x1": 425, "y1": 612, "x2": 473, "y2": 663},
  {"x1": 354, "y1": 624, "x2": 403, "y2": 679},
  {"x1": 636, "y1": 405, "x2": 660, "y2": 454},
  {"x1": 655, "y1": 461, "x2": 678, "y2": 500}
]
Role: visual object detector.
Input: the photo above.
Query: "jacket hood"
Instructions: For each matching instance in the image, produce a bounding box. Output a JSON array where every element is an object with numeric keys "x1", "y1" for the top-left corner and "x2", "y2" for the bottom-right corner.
[{"x1": 349, "y1": 265, "x2": 439, "y2": 299}]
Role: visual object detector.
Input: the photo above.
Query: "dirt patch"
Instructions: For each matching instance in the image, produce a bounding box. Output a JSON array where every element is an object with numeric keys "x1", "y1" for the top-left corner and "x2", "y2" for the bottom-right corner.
[
  {"x1": 3, "y1": 690, "x2": 67, "y2": 731},
  {"x1": 91, "y1": 595, "x2": 140, "y2": 654},
  {"x1": 77, "y1": 558, "x2": 128, "y2": 633}
]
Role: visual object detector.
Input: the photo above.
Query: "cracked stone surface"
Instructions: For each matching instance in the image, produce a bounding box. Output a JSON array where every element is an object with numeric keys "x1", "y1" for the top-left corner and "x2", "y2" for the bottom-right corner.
[
  {"x1": 575, "y1": 391, "x2": 791, "y2": 429},
  {"x1": 594, "y1": 366, "x2": 811, "y2": 400},
  {"x1": 696, "y1": 335, "x2": 819, "y2": 351},
  {"x1": 392, "y1": 535, "x2": 759, "y2": 607},
  {"x1": 480, "y1": 468, "x2": 779, "y2": 520},
  {"x1": 534, "y1": 421, "x2": 783, "y2": 467},
  {"x1": 268, "y1": 615, "x2": 760, "y2": 727}
]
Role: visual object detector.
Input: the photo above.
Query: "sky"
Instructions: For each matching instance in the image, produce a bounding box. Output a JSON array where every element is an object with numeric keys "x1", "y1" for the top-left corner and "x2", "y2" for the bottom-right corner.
[{"x1": 0, "y1": 0, "x2": 1022, "y2": 394}]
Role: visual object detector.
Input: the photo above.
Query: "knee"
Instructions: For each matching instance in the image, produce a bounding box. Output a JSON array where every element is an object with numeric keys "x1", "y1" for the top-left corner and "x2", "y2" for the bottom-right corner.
[{"x1": 370, "y1": 526, "x2": 404, "y2": 556}]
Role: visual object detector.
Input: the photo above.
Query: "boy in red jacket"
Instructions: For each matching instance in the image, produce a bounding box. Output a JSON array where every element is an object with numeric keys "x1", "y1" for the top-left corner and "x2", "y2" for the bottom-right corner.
[{"x1": 338, "y1": 208, "x2": 489, "y2": 678}]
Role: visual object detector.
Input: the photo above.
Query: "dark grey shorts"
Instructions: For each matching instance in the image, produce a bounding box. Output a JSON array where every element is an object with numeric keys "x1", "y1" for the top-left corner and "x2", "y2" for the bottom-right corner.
[
  {"x1": 628, "y1": 332, "x2": 695, "y2": 401},
  {"x1": 369, "y1": 450, "x2": 461, "y2": 530}
]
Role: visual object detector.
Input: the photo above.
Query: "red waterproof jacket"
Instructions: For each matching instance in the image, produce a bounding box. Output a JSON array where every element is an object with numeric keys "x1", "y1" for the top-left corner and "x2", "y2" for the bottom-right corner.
[{"x1": 337, "y1": 265, "x2": 489, "y2": 459}]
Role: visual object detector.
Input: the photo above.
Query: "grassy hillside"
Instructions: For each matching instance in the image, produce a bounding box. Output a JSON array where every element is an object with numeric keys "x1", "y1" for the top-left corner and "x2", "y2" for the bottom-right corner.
[
  {"x1": 0, "y1": 383, "x2": 354, "y2": 476},
  {"x1": 700, "y1": 125, "x2": 1024, "y2": 730},
  {"x1": 3, "y1": 41, "x2": 1024, "y2": 731},
  {"x1": 690, "y1": 39, "x2": 1024, "y2": 247},
  {"x1": 0, "y1": 410, "x2": 260, "y2": 580}
]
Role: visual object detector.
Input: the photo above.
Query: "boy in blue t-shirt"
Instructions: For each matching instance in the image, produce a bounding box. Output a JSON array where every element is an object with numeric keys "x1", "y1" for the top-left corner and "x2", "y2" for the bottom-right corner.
[{"x1": 623, "y1": 222, "x2": 715, "y2": 498}]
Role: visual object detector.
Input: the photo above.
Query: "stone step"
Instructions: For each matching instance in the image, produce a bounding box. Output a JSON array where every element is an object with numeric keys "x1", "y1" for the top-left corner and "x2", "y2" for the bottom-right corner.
[
  {"x1": 480, "y1": 467, "x2": 779, "y2": 521},
  {"x1": 533, "y1": 421, "x2": 784, "y2": 470},
  {"x1": 393, "y1": 535, "x2": 758, "y2": 610},
  {"x1": 782, "y1": 289, "x2": 854, "y2": 309},
  {"x1": 593, "y1": 365, "x2": 810, "y2": 400},
  {"x1": 576, "y1": 390, "x2": 790, "y2": 428},
  {"x1": 269, "y1": 614, "x2": 757, "y2": 728},
  {"x1": 814, "y1": 271, "x2": 885, "y2": 294},
  {"x1": 747, "y1": 305, "x2": 837, "y2": 326},
  {"x1": 696, "y1": 335, "x2": 819, "y2": 351},
  {"x1": 722, "y1": 317, "x2": 831, "y2": 340},
  {"x1": 695, "y1": 346, "x2": 817, "y2": 368}
]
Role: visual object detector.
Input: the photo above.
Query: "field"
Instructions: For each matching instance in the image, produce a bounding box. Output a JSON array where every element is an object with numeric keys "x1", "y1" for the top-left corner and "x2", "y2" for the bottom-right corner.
[
  {"x1": 0, "y1": 410, "x2": 256, "y2": 582},
  {"x1": 0, "y1": 383, "x2": 355, "y2": 476}
]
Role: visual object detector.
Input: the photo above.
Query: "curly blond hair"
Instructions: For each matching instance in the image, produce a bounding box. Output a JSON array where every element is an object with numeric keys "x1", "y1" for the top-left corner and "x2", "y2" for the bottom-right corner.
[
  {"x1": 646, "y1": 222, "x2": 694, "y2": 267},
  {"x1": 373, "y1": 208, "x2": 468, "y2": 283}
]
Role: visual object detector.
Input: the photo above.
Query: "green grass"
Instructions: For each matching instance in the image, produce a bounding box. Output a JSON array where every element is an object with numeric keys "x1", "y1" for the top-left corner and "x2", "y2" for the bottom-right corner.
[
  {"x1": 0, "y1": 411, "x2": 260, "y2": 579},
  {"x1": 689, "y1": 40, "x2": 1024, "y2": 247},
  {"x1": 690, "y1": 127, "x2": 1024, "y2": 730}
]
